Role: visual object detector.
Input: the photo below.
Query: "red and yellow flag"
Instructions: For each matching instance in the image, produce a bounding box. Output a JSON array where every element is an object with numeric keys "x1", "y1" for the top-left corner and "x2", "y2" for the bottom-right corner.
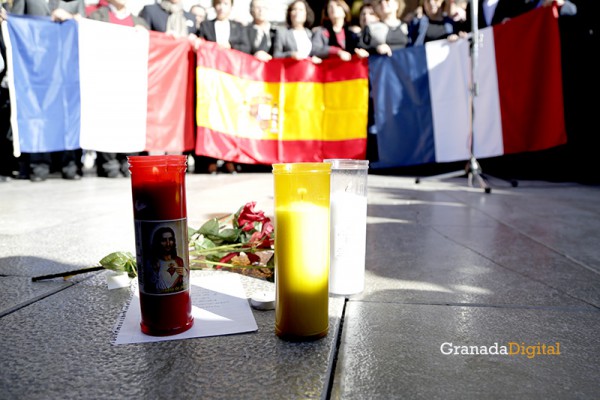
[{"x1": 195, "y1": 42, "x2": 369, "y2": 164}]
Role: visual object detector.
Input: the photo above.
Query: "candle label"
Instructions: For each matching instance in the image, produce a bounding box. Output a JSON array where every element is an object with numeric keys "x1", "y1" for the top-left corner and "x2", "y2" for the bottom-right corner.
[{"x1": 134, "y1": 218, "x2": 190, "y2": 296}]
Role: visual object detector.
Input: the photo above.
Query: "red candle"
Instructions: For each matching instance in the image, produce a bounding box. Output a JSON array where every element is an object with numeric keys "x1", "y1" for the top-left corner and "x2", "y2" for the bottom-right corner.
[{"x1": 128, "y1": 155, "x2": 194, "y2": 336}]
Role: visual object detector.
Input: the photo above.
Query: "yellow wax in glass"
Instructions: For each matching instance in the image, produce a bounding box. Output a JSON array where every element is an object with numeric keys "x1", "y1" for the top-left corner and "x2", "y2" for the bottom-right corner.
[{"x1": 273, "y1": 163, "x2": 331, "y2": 340}]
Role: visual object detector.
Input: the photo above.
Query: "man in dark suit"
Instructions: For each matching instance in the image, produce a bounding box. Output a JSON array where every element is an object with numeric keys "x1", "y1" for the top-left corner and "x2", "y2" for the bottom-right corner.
[
  {"x1": 138, "y1": 0, "x2": 196, "y2": 36},
  {"x1": 247, "y1": 0, "x2": 278, "y2": 61},
  {"x1": 197, "y1": 0, "x2": 251, "y2": 54}
]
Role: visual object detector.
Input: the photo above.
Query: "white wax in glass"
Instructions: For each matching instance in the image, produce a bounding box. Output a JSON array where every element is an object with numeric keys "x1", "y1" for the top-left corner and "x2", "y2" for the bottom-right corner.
[{"x1": 329, "y1": 192, "x2": 367, "y2": 295}]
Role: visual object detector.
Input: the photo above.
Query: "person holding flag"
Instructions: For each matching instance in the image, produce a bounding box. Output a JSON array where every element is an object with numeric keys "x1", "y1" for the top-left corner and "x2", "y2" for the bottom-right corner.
[{"x1": 359, "y1": 0, "x2": 409, "y2": 56}]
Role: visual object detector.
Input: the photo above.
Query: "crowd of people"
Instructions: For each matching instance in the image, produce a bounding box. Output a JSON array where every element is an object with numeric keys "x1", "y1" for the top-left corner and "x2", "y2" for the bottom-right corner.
[{"x1": 0, "y1": 0, "x2": 576, "y2": 182}]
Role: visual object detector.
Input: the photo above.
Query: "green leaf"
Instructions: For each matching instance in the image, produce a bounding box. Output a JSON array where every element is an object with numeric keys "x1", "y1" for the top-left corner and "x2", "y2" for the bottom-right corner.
[
  {"x1": 193, "y1": 237, "x2": 218, "y2": 251},
  {"x1": 198, "y1": 219, "x2": 220, "y2": 236},
  {"x1": 198, "y1": 220, "x2": 232, "y2": 243},
  {"x1": 218, "y1": 228, "x2": 240, "y2": 242},
  {"x1": 99, "y1": 251, "x2": 137, "y2": 277},
  {"x1": 197, "y1": 218, "x2": 241, "y2": 244}
]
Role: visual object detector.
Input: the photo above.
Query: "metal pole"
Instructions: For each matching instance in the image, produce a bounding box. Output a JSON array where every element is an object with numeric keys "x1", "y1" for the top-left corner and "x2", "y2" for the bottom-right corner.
[
  {"x1": 415, "y1": 0, "x2": 494, "y2": 192},
  {"x1": 467, "y1": 0, "x2": 491, "y2": 193}
]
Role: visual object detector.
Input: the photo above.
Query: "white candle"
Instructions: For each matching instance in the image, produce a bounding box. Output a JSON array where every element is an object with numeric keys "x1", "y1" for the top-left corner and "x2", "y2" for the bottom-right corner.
[{"x1": 329, "y1": 192, "x2": 368, "y2": 295}]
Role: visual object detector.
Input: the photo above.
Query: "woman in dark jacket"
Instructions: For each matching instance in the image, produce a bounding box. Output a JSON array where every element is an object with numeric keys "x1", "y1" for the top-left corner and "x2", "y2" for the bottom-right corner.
[
  {"x1": 311, "y1": 0, "x2": 362, "y2": 60},
  {"x1": 273, "y1": 0, "x2": 320, "y2": 62}
]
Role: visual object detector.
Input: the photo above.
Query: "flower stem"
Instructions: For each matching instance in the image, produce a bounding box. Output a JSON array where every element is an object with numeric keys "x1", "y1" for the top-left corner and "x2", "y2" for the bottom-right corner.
[
  {"x1": 190, "y1": 243, "x2": 248, "y2": 254},
  {"x1": 190, "y1": 260, "x2": 273, "y2": 269}
]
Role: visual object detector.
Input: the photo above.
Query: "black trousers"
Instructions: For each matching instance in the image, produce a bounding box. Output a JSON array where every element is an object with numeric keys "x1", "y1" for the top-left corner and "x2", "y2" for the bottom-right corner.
[
  {"x1": 0, "y1": 87, "x2": 16, "y2": 178},
  {"x1": 24, "y1": 149, "x2": 82, "y2": 177}
]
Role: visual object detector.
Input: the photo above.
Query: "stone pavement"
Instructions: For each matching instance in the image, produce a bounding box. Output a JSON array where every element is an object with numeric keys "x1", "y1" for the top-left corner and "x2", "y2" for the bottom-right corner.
[{"x1": 0, "y1": 172, "x2": 599, "y2": 399}]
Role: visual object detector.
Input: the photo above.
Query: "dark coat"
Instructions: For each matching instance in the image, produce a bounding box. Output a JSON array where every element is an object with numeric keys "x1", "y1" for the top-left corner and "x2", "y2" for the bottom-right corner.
[
  {"x1": 88, "y1": 6, "x2": 149, "y2": 29},
  {"x1": 311, "y1": 25, "x2": 360, "y2": 59},
  {"x1": 138, "y1": 3, "x2": 196, "y2": 34},
  {"x1": 198, "y1": 19, "x2": 252, "y2": 54},
  {"x1": 247, "y1": 24, "x2": 278, "y2": 56},
  {"x1": 10, "y1": 0, "x2": 85, "y2": 16},
  {"x1": 272, "y1": 27, "x2": 314, "y2": 59},
  {"x1": 409, "y1": 16, "x2": 456, "y2": 46}
]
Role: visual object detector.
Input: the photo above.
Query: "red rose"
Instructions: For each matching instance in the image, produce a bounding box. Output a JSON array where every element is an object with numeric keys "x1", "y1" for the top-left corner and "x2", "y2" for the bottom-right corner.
[{"x1": 237, "y1": 201, "x2": 268, "y2": 232}]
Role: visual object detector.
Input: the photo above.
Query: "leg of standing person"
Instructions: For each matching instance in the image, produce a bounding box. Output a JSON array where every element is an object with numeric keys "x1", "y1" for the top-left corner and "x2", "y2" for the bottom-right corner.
[
  {"x1": 117, "y1": 152, "x2": 136, "y2": 177},
  {"x1": 28, "y1": 152, "x2": 52, "y2": 182},
  {"x1": 0, "y1": 18, "x2": 15, "y2": 181},
  {"x1": 96, "y1": 151, "x2": 122, "y2": 178},
  {"x1": 221, "y1": 160, "x2": 239, "y2": 174},
  {"x1": 61, "y1": 149, "x2": 82, "y2": 180},
  {"x1": 0, "y1": 86, "x2": 15, "y2": 181},
  {"x1": 192, "y1": 155, "x2": 219, "y2": 174}
]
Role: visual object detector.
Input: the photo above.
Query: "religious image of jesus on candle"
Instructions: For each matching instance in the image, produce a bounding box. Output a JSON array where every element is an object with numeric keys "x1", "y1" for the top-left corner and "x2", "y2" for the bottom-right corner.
[{"x1": 145, "y1": 226, "x2": 188, "y2": 294}]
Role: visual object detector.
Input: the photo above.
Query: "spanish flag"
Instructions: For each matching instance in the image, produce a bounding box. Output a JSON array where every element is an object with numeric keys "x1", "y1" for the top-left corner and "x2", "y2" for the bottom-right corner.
[{"x1": 195, "y1": 42, "x2": 369, "y2": 164}]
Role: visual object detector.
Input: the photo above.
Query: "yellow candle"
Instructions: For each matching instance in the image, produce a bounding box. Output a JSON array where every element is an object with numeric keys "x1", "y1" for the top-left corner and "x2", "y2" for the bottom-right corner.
[{"x1": 273, "y1": 163, "x2": 331, "y2": 340}]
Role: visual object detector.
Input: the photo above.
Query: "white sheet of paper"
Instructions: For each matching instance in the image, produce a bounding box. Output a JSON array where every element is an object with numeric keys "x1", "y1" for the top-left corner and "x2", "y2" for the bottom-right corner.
[
  {"x1": 106, "y1": 271, "x2": 133, "y2": 290},
  {"x1": 113, "y1": 273, "x2": 258, "y2": 345}
]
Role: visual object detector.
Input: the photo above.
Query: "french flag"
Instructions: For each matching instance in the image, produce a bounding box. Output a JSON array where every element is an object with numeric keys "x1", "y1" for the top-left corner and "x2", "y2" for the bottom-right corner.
[
  {"x1": 2, "y1": 16, "x2": 195, "y2": 157},
  {"x1": 369, "y1": 6, "x2": 567, "y2": 169}
]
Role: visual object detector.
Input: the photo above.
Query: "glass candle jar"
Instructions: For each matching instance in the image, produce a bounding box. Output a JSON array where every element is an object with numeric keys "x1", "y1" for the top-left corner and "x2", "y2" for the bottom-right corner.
[
  {"x1": 325, "y1": 159, "x2": 369, "y2": 296},
  {"x1": 272, "y1": 162, "x2": 331, "y2": 340},
  {"x1": 128, "y1": 155, "x2": 194, "y2": 336}
]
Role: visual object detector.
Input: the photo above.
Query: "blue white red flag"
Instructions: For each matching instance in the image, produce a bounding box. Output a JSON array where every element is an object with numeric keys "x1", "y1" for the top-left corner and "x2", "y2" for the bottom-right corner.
[
  {"x1": 369, "y1": 6, "x2": 566, "y2": 169},
  {"x1": 3, "y1": 17, "x2": 195, "y2": 157}
]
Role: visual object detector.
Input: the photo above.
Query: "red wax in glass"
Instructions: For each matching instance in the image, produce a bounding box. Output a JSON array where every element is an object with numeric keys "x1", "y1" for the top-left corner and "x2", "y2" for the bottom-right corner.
[{"x1": 128, "y1": 155, "x2": 194, "y2": 336}]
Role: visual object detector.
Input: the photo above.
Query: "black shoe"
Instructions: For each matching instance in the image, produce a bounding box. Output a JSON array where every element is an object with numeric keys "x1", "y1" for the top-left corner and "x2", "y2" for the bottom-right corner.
[
  {"x1": 30, "y1": 164, "x2": 49, "y2": 182},
  {"x1": 221, "y1": 162, "x2": 239, "y2": 174},
  {"x1": 120, "y1": 161, "x2": 130, "y2": 177},
  {"x1": 61, "y1": 162, "x2": 80, "y2": 180},
  {"x1": 62, "y1": 171, "x2": 81, "y2": 180},
  {"x1": 208, "y1": 162, "x2": 218, "y2": 175},
  {"x1": 62, "y1": 160, "x2": 81, "y2": 180},
  {"x1": 98, "y1": 159, "x2": 121, "y2": 178},
  {"x1": 98, "y1": 169, "x2": 121, "y2": 178},
  {"x1": 30, "y1": 174, "x2": 46, "y2": 182}
]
